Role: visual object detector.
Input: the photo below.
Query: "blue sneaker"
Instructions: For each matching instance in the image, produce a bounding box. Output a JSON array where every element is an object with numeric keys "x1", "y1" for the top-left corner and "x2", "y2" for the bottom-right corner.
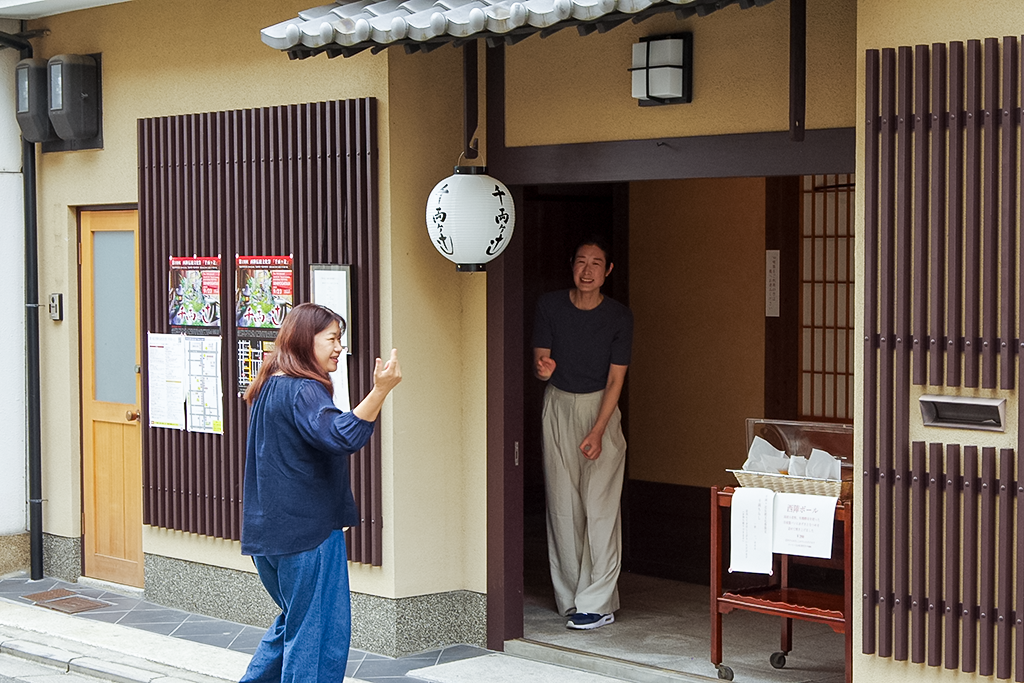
[{"x1": 566, "y1": 612, "x2": 614, "y2": 630}]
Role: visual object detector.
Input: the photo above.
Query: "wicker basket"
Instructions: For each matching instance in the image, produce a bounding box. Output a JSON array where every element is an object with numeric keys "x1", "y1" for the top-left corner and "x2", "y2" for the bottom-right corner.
[{"x1": 728, "y1": 469, "x2": 851, "y2": 500}]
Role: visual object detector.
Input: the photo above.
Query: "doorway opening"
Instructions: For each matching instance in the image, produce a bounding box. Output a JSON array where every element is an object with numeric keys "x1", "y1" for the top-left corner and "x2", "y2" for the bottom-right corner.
[{"x1": 515, "y1": 177, "x2": 850, "y2": 681}]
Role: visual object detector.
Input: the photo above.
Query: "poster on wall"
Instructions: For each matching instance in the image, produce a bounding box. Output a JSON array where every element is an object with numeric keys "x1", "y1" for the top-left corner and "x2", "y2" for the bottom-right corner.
[
  {"x1": 147, "y1": 332, "x2": 186, "y2": 430},
  {"x1": 147, "y1": 332, "x2": 224, "y2": 434},
  {"x1": 311, "y1": 264, "x2": 353, "y2": 411},
  {"x1": 169, "y1": 256, "x2": 221, "y2": 334},
  {"x1": 235, "y1": 255, "x2": 293, "y2": 395},
  {"x1": 185, "y1": 335, "x2": 224, "y2": 434},
  {"x1": 237, "y1": 338, "x2": 276, "y2": 396}
]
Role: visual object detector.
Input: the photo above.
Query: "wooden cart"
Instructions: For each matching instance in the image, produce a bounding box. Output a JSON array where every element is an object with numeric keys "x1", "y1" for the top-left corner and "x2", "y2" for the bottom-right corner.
[{"x1": 710, "y1": 486, "x2": 852, "y2": 682}]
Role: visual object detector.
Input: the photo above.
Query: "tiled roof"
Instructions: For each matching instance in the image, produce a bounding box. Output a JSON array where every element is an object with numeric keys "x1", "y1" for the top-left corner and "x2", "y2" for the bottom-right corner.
[{"x1": 262, "y1": 0, "x2": 773, "y2": 58}]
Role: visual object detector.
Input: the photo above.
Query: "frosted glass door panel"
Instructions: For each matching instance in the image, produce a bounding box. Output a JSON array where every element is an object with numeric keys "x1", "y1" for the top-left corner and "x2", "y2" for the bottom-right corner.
[{"x1": 93, "y1": 230, "x2": 136, "y2": 404}]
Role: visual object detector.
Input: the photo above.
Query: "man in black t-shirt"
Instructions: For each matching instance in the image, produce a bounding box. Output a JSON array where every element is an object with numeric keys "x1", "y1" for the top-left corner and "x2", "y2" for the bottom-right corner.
[{"x1": 532, "y1": 238, "x2": 633, "y2": 631}]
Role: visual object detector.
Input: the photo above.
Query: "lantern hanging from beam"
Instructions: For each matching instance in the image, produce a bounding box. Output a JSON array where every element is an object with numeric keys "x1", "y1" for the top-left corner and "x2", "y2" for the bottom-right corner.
[{"x1": 425, "y1": 166, "x2": 515, "y2": 272}]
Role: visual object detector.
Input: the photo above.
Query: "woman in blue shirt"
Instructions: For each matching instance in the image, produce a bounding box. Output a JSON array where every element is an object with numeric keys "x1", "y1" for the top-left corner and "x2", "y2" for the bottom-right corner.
[{"x1": 240, "y1": 302, "x2": 401, "y2": 683}]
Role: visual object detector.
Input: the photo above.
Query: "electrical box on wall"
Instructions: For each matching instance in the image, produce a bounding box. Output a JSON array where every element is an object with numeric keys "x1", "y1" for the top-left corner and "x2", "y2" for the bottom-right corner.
[
  {"x1": 40, "y1": 53, "x2": 103, "y2": 153},
  {"x1": 15, "y1": 58, "x2": 58, "y2": 143},
  {"x1": 48, "y1": 293, "x2": 63, "y2": 321},
  {"x1": 48, "y1": 54, "x2": 98, "y2": 140}
]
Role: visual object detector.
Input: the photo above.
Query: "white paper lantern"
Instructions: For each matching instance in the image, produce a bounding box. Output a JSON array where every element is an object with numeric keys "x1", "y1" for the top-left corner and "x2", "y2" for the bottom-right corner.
[{"x1": 425, "y1": 166, "x2": 516, "y2": 271}]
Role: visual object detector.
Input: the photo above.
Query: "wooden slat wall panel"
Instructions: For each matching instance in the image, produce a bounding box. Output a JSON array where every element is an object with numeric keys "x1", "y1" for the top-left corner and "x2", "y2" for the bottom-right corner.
[
  {"x1": 927, "y1": 442, "x2": 943, "y2": 666},
  {"x1": 1001, "y1": 38, "x2": 1018, "y2": 390},
  {"x1": 892, "y1": 46, "x2": 914, "y2": 662},
  {"x1": 863, "y1": 48, "x2": 881, "y2": 656},
  {"x1": 964, "y1": 39, "x2": 982, "y2": 387},
  {"x1": 862, "y1": 36, "x2": 1024, "y2": 677},
  {"x1": 138, "y1": 99, "x2": 383, "y2": 565},
  {"x1": 999, "y1": 449, "x2": 1014, "y2": 679},
  {"x1": 945, "y1": 444, "x2": 961, "y2": 671},
  {"x1": 947, "y1": 42, "x2": 965, "y2": 386},
  {"x1": 912, "y1": 45, "x2": 929, "y2": 386},
  {"x1": 929, "y1": 43, "x2": 947, "y2": 386},
  {"x1": 964, "y1": 446, "x2": 979, "y2": 672},
  {"x1": 878, "y1": 46, "x2": 897, "y2": 658},
  {"x1": 910, "y1": 441, "x2": 925, "y2": 663}
]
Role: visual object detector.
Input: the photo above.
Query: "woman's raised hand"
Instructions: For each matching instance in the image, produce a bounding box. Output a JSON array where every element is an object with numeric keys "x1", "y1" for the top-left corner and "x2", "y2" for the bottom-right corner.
[
  {"x1": 352, "y1": 349, "x2": 402, "y2": 422},
  {"x1": 374, "y1": 349, "x2": 402, "y2": 393}
]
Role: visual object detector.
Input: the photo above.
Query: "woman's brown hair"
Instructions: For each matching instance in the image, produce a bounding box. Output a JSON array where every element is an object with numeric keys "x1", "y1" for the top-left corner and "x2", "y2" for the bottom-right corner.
[{"x1": 243, "y1": 303, "x2": 347, "y2": 405}]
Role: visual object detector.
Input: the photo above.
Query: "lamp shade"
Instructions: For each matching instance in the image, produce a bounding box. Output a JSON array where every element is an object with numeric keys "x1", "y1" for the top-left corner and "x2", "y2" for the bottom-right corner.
[
  {"x1": 425, "y1": 166, "x2": 515, "y2": 271},
  {"x1": 630, "y1": 33, "x2": 692, "y2": 105}
]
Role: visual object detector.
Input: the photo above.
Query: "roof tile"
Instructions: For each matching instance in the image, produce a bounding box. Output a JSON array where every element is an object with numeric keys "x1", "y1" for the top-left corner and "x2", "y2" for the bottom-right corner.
[{"x1": 263, "y1": 0, "x2": 775, "y2": 57}]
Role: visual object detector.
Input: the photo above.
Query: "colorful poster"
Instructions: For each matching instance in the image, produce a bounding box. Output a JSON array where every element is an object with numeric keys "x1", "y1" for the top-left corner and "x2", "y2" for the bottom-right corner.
[
  {"x1": 237, "y1": 338, "x2": 276, "y2": 396},
  {"x1": 169, "y1": 256, "x2": 221, "y2": 333},
  {"x1": 236, "y1": 255, "x2": 293, "y2": 329},
  {"x1": 236, "y1": 255, "x2": 292, "y2": 395}
]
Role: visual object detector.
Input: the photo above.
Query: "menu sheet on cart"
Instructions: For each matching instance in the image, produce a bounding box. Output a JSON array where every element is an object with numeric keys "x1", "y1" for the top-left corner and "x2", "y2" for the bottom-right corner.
[{"x1": 148, "y1": 332, "x2": 224, "y2": 434}]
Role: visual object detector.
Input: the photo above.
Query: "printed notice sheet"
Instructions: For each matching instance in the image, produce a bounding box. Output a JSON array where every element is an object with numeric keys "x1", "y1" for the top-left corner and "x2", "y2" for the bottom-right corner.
[
  {"x1": 771, "y1": 492, "x2": 838, "y2": 559},
  {"x1": 185, "y1": 336, "x2": 224, "y2": 434},
  {"x1": 312, "y1": 265, "x2": 353, "y2": 411},
  {"x1": 147, "y1": 333, "x2": 186, "y2": 430},
  {"x1": 729, "y1": 487, "x2": 775, "y2": 575}
]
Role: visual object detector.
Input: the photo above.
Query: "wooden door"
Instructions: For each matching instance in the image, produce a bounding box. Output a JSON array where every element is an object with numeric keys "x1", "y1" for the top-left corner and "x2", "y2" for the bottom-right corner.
[{"x1": 81, "y1": 209, "x2": 143, "y2": 587}]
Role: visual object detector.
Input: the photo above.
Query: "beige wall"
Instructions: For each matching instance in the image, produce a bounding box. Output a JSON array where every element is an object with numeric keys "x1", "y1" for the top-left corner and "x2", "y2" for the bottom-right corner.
[
  {"x1": 505, "y1": 0, "x2": 856, "y2": 146},
  {"x1": 854, "y1": 2, "x2": 1024, "y2": 681},
  {"x1": 628, "y1": 177, "x2": 766, "y2": 489},
  {"x1": 353, "y1": 46, "x2": 488, "y2": 597},
  {"x1": 29, "y1": 0, "x2": 486, "y2": 598}
]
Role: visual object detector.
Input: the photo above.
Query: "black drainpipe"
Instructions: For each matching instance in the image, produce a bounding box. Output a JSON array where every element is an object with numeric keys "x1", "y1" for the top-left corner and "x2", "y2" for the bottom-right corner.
[{"x1": 0, "y1": 27, "x2": 43, "y2": 580}]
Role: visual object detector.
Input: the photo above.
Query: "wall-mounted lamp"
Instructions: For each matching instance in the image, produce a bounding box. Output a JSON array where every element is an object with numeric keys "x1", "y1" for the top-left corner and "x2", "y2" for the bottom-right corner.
[
  {"x1": 16, "y1": 59, "x2": 58, "y2": 143},
  {"x1": 630, "y1": 33, "x2": 693, "y2": 106},
  {"x1": 425, "y1": 166, "x2": 516, "y2": 272}
]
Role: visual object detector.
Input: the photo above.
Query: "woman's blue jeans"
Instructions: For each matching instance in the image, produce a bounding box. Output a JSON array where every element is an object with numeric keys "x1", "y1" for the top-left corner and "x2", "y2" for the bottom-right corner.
[{"x1": 241, "y1": 529, "x2": 351, "y2": 683}]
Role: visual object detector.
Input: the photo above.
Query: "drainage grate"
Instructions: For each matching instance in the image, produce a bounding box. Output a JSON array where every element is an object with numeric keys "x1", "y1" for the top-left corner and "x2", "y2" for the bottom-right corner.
[
  {"x1": 23, "y1": 588, "x2": 77, "y2": 602},
  {"x1": 24, "y1": 588, "x2": 110, "y2": 614},
  {"x1": 41, "y1": 596, "x2": 111, "y2": 614}
]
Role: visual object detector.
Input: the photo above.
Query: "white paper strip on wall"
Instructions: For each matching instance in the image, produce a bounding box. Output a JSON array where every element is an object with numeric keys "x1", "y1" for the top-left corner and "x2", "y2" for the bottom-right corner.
[
  {"x1": 331, "y1": 364, "x2": 351, "y2": 412},
  {"x1": 771, "y1": 492, "x2": 838, "y2": 559},
  {"x1": 729, "y1": 487, "x2": 775, "y2": 575},
  {"x1": 765, "y1": 249, "x2": 780, "y2": 318},
  {"x1": 147, "y1": 332, "x2": 186, "y2": 430}
]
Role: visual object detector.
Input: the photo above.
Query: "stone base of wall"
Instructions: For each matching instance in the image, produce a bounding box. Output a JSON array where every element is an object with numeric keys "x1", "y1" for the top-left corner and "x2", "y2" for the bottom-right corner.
[
  {"x1": 43, "y1": 534, "x2": 81, "y2": 583},
  {"x1": 351, "y1": 590, "x2": 487, "y2": 657},
  {"x1": 0, "y1": 534, "x2": 29, "y2": 576},
  {"x1": 144, "y1": 554, "x2": 278, "y2": 628},
  {"x1": 143, "y1": 554, "x2": 486, "y2": 657}
]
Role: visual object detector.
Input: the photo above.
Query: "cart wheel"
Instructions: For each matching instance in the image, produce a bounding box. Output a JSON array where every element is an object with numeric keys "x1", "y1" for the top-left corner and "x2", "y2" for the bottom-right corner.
[
  {"x1": 717, "y1": 664, "x2": 734, "y2": 680},
  {"x1": 770, "y1": 652, "x2": 787, "y2": 669}
]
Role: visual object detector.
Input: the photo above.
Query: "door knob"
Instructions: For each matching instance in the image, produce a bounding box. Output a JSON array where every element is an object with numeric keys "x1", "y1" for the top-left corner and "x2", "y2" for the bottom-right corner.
[{"x1": 126, "y1": 410, "x2": 141, "y2": 422}]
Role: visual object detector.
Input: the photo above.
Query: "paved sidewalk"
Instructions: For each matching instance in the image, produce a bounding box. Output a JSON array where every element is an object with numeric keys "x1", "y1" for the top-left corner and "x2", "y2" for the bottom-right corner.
[{"x1": 0, "y1": 573, "x2": 649, "y2": 683}]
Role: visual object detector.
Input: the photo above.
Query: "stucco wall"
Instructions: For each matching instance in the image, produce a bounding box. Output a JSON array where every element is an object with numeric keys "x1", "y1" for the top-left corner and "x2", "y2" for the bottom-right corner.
[
  {"x1": 27, "y1": 0, "x2": 486, "y2": 599},
  {"x1": 505, "y1": 0, "x2": 856, "y2": 146},
  {"x1": 854, "y1": 2, "x2": 1024, "y2": 681},
  {"x1": 628, "y1": 177, "x2": 766, "y2": 489}
]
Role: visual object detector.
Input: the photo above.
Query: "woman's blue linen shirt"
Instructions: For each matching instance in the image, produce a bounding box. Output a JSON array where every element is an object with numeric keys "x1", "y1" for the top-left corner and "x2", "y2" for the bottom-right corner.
[{"x1": 241, "y1": 375, "x2": 374, "y2": 557}]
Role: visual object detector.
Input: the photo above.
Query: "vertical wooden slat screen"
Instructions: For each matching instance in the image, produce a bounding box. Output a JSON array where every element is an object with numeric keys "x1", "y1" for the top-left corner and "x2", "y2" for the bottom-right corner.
[
  {"x1": 863, "y1": 47, "x2": 880, "y2": 657},
  {"x1": 863, "y1": 36, "x2": 1024, "y2": 678},
  {"x1": 138, "y1": 99, "x2": 383, "y2": 565}
]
